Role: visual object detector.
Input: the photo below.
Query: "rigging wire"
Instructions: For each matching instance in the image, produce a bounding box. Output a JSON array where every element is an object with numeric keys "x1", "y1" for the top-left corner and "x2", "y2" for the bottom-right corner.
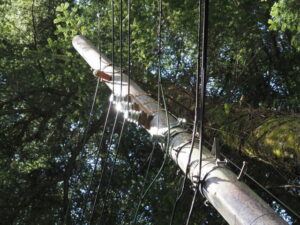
[
  {"x1": 131, "y1": 0, "x2": 171, "y2": 223},
  {"x1": 210, "y1": 145, "x2": 300, "y2": 220},
  {"x1": 89, "y1": 0, "x2": 127, "y2": 222},
  {"x1": 70, "y1": 1, "x2": 298, "y2": 224},
  {"x1": 88, "y1": 110, "x2": 120, "y2": 224},
  {"x1": 169, "y1": 0, "x2": 202, "y2": 224},
  {"x1": 234, "y1": 162, "x2": 300, "y2": 220},
  {"x1": 112, "y1": 0, "x2": 115, "y2": 95},
  {"x1": 97, "y1": 117, "x2": 127, "y2": 224},
  {"x1": 205, "y1": 124, "x2": 298, "y2": 182},
  {"x1": 63, "y1": 75, "x2": 101, "y2": 224},
  {"x1": 97, "y1": 0, "x2": 126, "y2": 222},
  {"x1": 120, "y1": 0, "x2": 123, "y2": 97},
  {"x1": 85, "y1": 1, "x2": 117, "y2": 222},
  {"x1": 208, "y1": 135, "x2": 300, "y2": 221},
  {"x1": 127, "y1": 0, "x2": 131, "y2": 107},
  {"x1": 141, "y1": 141, "x2": 157, "y2": 195},
  {"x1": 199, "y1": 136, "x2": 300, "y2": 221},
  {"x1": 224, "y1": 155, "x2": 300, "y2": 220},
  {"x1": 64, "y1": 10, "x2": 103, "y2": 217},
  {"x1": 185, "y1": 0, "x2": 209, "y2": 224},
  {"x1": 88, "y1": 79, "x2": 101, "y2": 127},
  {"x1": 131, "y1": 141, "x2": 156, "y2": 223},
  {"x1": 79, "y1": 9, "x2": 103, "y2": 220},
  {"x1": 124, "y1": 2, "x2": 159, "y2": 222},
  {"x1": 80, "y1": 101, "x2": 112, "y2": 220}
]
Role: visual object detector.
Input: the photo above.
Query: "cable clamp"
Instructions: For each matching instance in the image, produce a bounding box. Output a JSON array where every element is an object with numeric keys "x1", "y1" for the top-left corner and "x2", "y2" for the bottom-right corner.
[
  {"x1": 198, "y1": 164, "x2": 226, "y2": 198},
  {"x1": 160, "y1": 116, "x2": 189, "y2": 141},
  {"x1": 170, "y1": 129, "x2": 190, "y2": 139},
  {"x1": 164, "y1": 117, "x2": 188, "y2": 135},
  {"x1": 93, "y1": 69, "x2": 112, "y2": 81},
  {"x1": 204, "y1": 199, "x2": 210, "y2": 207},
  {"x1": 172, "y1": 140, "x2": 192, "y2": 153},
  {"x1": 109, "y1": 93, "x2": 142, "y2": 124},
  {"x1": 177, "y1": 117, "x2": 187, "y2": 125},
  {"x1": 124, "y1": 110, "x2": 142, "y2": 124},
  {"x1": 172, "y1": 139, "x2": 192, "y2": 163},
  {"x1": 216, "y1": 158, "x2": 228, "y2": 166}
]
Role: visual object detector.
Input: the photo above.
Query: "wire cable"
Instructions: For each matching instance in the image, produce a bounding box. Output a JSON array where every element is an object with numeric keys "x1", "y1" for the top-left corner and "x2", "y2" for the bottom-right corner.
[
  {"x1": 131, "y1": 141, "x2": 156, "y2": 223},
  {"x1": 89, "y1": 1, "x2": 126, "y2": 222},
  {"x1": 80, "y1": 101, "x2": 112, "y2": 220},
  {"x1": 125, "y1": 1, "x2": 161, "y2": 223},
  {"x1": 220, "y1": 153, "x2": 300, "y2": 220},
  {"x1": 67, "y1": 7, "x2": 106, "y2": 223},
  {"x1": 120, "y1": 0, "x2": 123, "y2": 97},
  {"x1": 88, "y1": 110, "x2": 120, "y2": 224},
  {"x1": 97, "y1": 117, "x2": 127, "y2": 224},
  {"x1": 141, "y1": 141, "x2": 157, "y2": 194},
  {"x1": 203, "y1": 130, "x2": 300, "y2": 221},
  {"x1": 202, "y1": 136, "x2": 300, "y2": 221},
  {"x1": 169, "y1": 0, "x2": 202, "y2": 224},
  {"x1": 185, "y1": 1, "x2": 209, "y2": 224},
  {"x1": 127, "y1": 0, "x2": 131, "y2": 107},
  {"x1": 131, "y1": 0, "x2": 171, "y2": 223},
  {"x1": 112, "y1": 0, "x2": 115, "y2": 95},
  {"x1": 95, "y1": 1, "x2": 126, "y2": 222},
  {"x1": 63, "y1": 76, "x2": 101, "y2": 224},
  {"x1": 79, "y1": 10, "x2": 105, "y2": 222}
]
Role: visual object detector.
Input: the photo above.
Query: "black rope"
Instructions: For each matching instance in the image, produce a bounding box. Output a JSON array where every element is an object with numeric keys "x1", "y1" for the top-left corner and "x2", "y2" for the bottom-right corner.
[{"x1": 185, "y1": 0, "x2": 209, "y2": 224}]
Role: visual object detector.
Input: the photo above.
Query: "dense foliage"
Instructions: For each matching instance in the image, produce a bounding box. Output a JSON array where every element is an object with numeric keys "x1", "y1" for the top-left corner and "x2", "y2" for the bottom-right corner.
[{"x1": 0, "y1": 0, "x2": 299, "y2": 224}]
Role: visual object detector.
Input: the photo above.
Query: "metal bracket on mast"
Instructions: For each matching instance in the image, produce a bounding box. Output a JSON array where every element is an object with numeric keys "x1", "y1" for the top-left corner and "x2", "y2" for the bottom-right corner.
[
  {"x1": 211, "y1": 137, "x2": 220, "y2": 159},
  {"x1": 237, "y1": 161, "x2": 248, "y2": 181},
  {"x1": 211, "y1": 137, "x2": 227, "y2": 166}
]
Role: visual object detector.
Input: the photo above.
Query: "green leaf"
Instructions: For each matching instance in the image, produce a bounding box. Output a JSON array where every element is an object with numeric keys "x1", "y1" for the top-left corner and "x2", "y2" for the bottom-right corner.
[{"x1": 224, "y1": 103, "x2": 230, "y2": 115}]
